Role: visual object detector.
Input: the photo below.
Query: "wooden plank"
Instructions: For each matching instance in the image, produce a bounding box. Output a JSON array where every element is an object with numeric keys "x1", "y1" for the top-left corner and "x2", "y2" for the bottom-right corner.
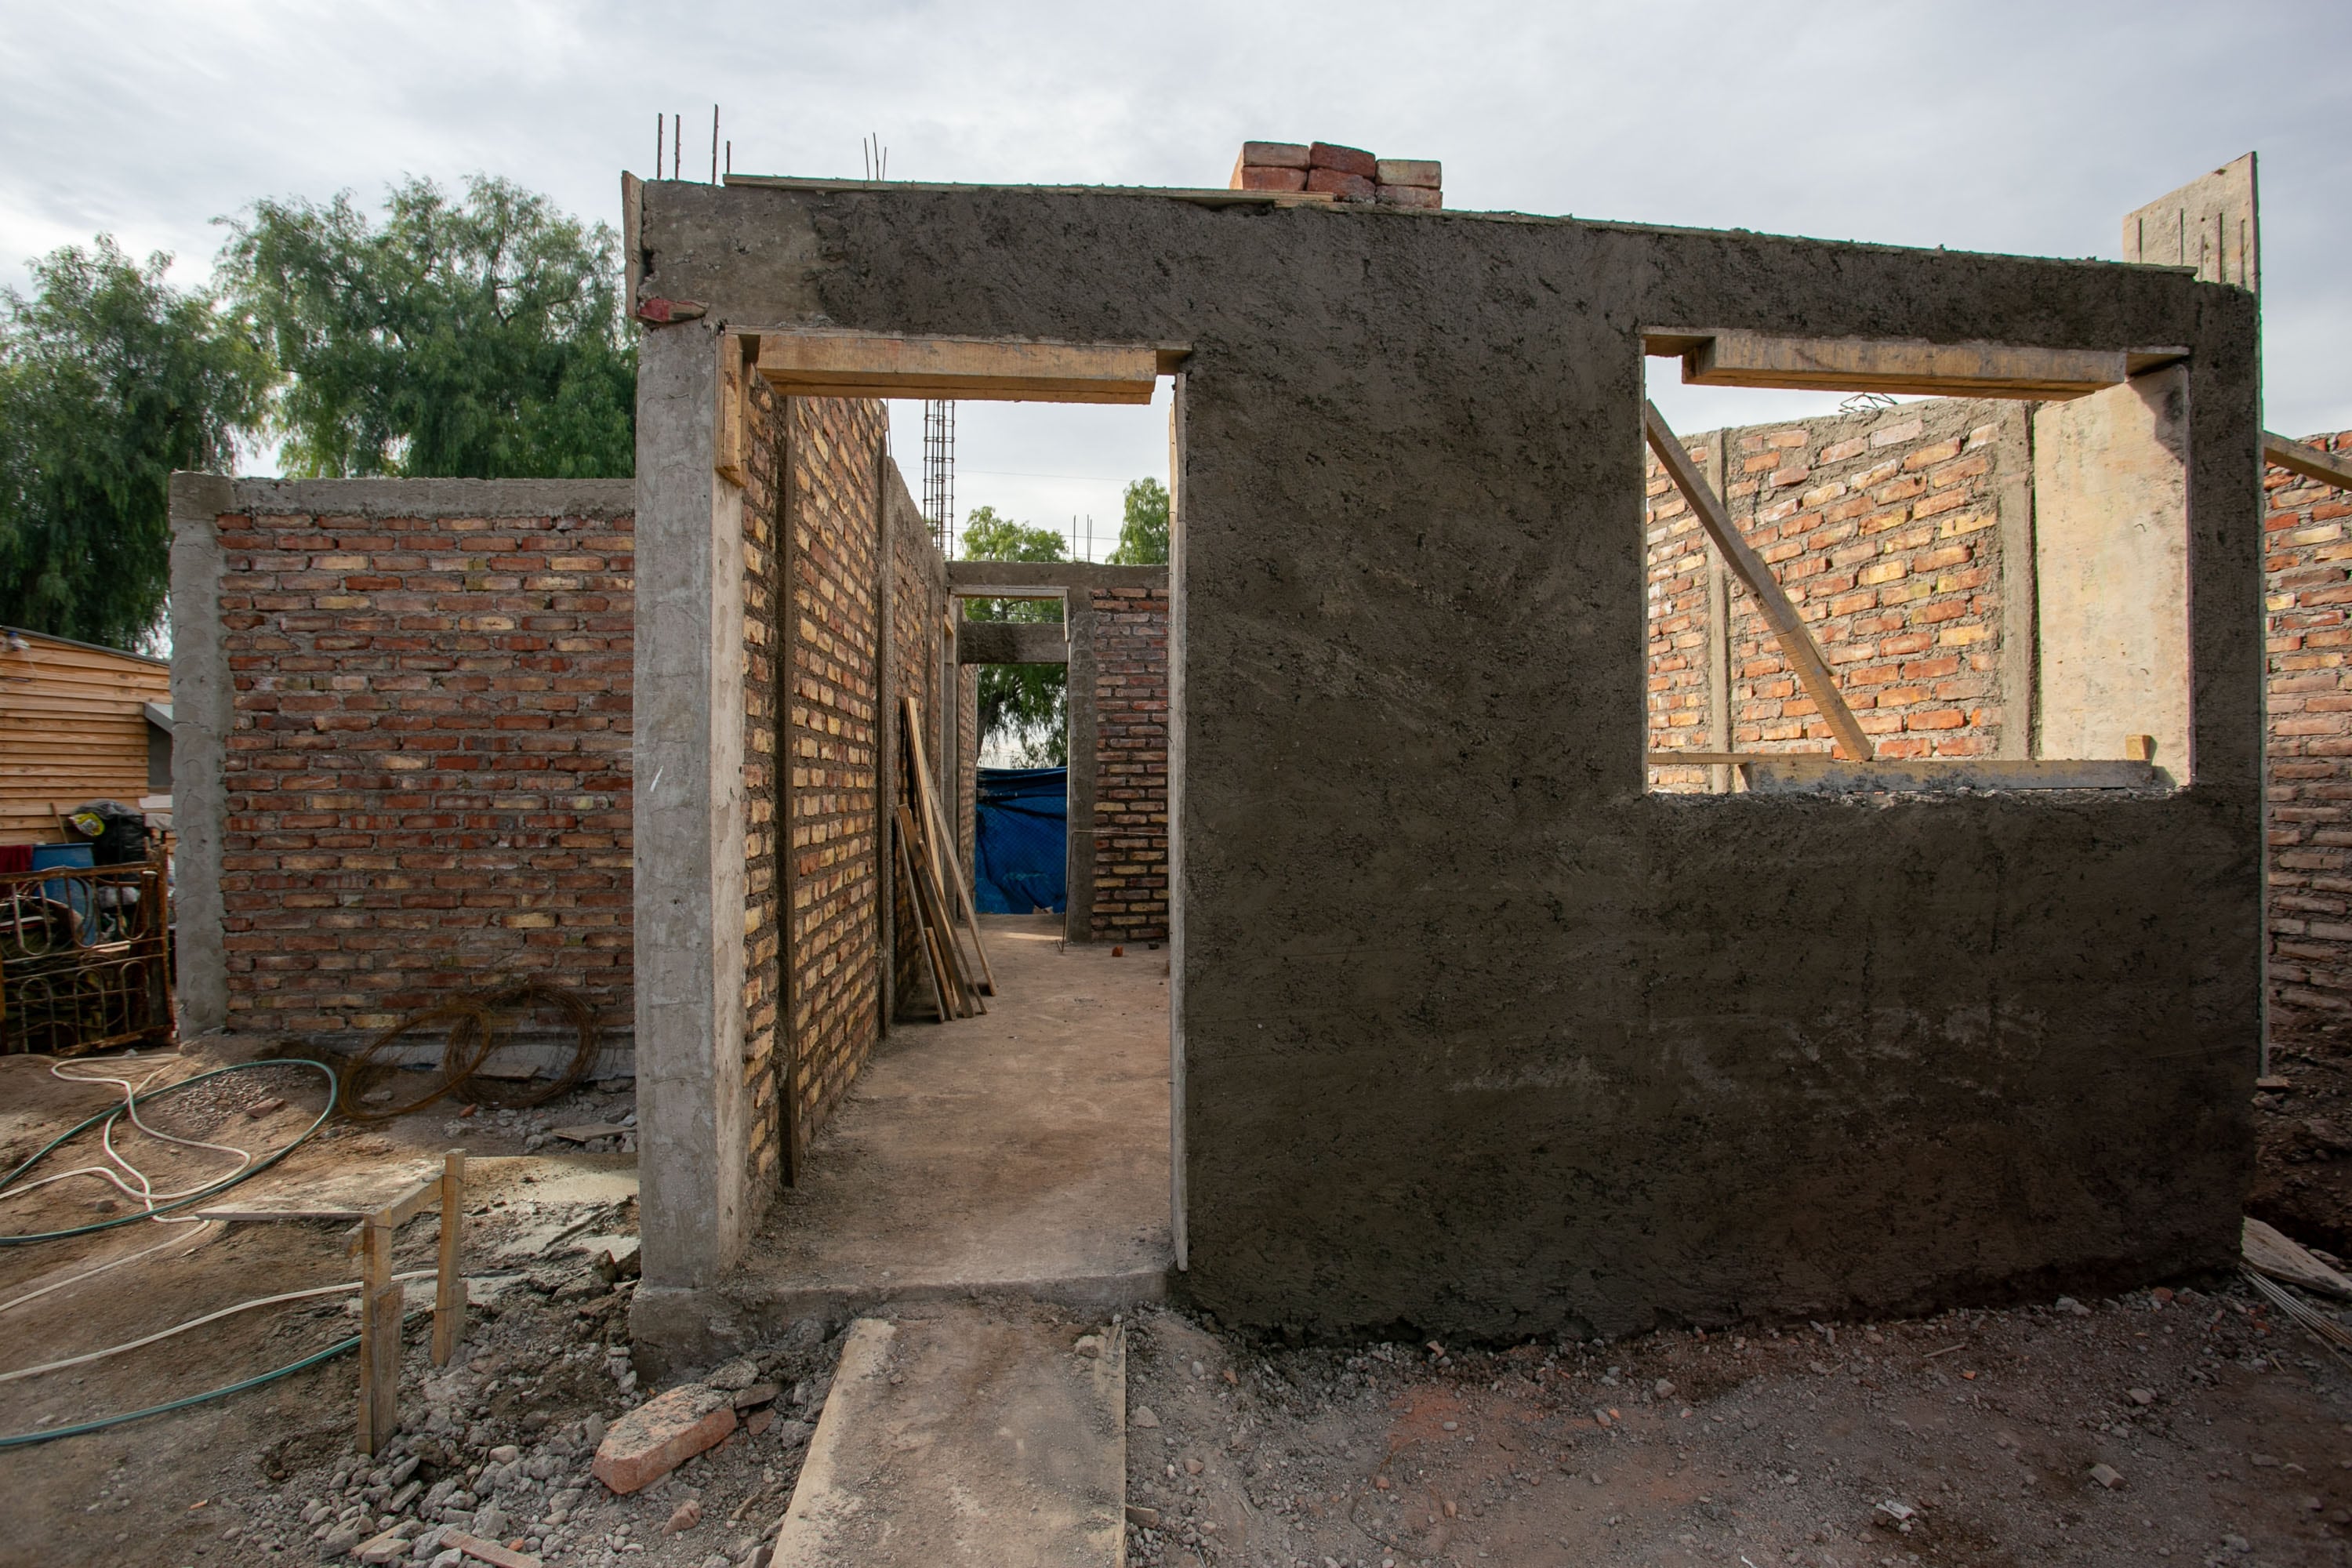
[
  {"x1": 757, "y1": 331, "x2": 1157, "y2": 405},
  {"x1": 431, "y1": 1149, "x2": 466, "y2": 1368},
  {"x1": 1645, "y1": 401, "x2": 1875, "y2": 762},
  {"x1": 437, "y1": 1530, "x2": 542, "y2": 1568},
  {"x1": 2267, "y1": 431, "x2": 2352, "y2": 492},
  {"x1": 1668, "y1": 329, "x2": 2125, "y2": 400},
  {"x1": 892, "y1": 821, "x2": 952, "y2": 1023},
  {"x1": 898, "y1": 803, "x2": 975, "y2": 1016},
  {"x1": 902, "y1": 695, "x2": 996, "y2": 995}
]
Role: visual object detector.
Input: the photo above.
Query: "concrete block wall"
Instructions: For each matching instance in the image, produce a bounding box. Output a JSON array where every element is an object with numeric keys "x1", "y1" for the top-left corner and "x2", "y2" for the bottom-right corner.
[
  {"x1": 200, "y1": 481, "x2": 636, "y2": 1036},
  {"x1": 2267, "y1": 430, "x2": 2352, "y2": 1036},
  {"x1": 1086, "y1": 584, "x2": 1171, "y2": 941},
  {"x1": 1646, "y1": 400, "x2": 2025, "y2": 789}
]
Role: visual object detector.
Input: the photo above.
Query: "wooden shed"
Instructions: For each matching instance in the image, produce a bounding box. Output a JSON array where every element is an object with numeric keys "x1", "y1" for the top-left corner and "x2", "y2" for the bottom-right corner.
[{"x1": 0, "y1": 628, "x2": 172, "y2": 845}]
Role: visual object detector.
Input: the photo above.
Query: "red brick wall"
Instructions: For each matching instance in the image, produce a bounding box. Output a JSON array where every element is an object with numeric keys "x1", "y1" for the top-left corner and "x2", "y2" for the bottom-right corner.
[
  {"x1": 742, "y1": 379, "x2": 788, "y2": 1180},
  {"x1": 1646, "y1": 401, "x2": 2021, "y2": 789},
  {"x1": 782, "y1": 397, "x2": 891, "y2": 1137},
  {"x1": 216, "y1": 495, "x2": 634, "y2": 1035},
  {"x1": 1087, "y1": 585, "x2": 1170, "y2": 940},
  {"x1": 886, "y1": 464, "x2": 949, "y2": 1019},
  {"x1": 2266, "y1": 430, "x2": 2352, "y2": 1036}
]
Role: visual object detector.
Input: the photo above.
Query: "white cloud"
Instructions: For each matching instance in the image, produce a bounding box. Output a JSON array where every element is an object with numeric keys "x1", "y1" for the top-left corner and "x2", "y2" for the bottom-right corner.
[{"x1": 5, "y1": 0, "x2": 2347, "y2": 442}]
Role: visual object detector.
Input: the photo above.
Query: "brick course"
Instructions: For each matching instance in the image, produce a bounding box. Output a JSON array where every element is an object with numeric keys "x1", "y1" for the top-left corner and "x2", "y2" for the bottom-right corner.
[
  {"x1": 1646, "y1": 400, "x2": 2019, "y2": 789},
  {"x1": 2265, "y1": 430, "x2": 2352, "y2": 1035},
  {"x1": 1086, "y1": 586, "x2": 1170, "y2": 941},
  {"x1": 216, "y1": 503, "x2": 634, "y2": 1035}
]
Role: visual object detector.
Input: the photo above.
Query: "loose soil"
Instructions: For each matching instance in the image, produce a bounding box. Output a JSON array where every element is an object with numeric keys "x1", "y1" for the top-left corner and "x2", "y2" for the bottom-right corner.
[{"x1": 6, "y1": 1030, "x2": 2352, "y2": 1567}]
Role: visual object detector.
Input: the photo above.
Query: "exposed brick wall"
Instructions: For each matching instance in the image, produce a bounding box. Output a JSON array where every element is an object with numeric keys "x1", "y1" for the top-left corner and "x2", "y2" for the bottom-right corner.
[
  {"x1": 958, "y1": 664, "x2": 978, "y2": 883},
  {"x1": 2266, "y1": 430, "x2": 2352, "y2": 1035},
  {"x1": 742, "y1": 377, "x2": 788, "y2": 1183},
  {"x1": 782, "y1": 397, "x2": 890, "y2": 1138},
  {"x1": 1087, "y1": 585, "x2": 1170, "y2": 940},
  {"x1": 216, "y1": 499, "x2": 633, "y2": 1036},
  {"x1": 885, "y1": 465, "x2": 949, "y2": 1019},
  {"x1": 1646, "y1": 401, "x2": 2020, "y2": 789}
]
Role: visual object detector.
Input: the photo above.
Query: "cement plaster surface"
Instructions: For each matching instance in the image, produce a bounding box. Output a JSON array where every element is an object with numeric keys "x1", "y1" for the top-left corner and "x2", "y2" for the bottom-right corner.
[{"x1": 637, "y1": 179, "x2": 2265, "y2": 1341}]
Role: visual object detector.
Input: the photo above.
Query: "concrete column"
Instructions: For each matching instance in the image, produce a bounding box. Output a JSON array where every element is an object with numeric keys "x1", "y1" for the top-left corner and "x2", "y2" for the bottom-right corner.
[
  {"x1": 167, "y1": 472, "x2": 234, "y2": 1034},
  {"x1": 632, "y1": 325, "x2": 751, "y2": 1290},
  {"x1": 1064, "y1": 590, "x2": 1098, "y2": 940},
  {"x1": 1167, "y1": 374, "x2": 1189, "y2": 1272},
  {"x1": 1994, "y1": 403, "x2": 2038, "y2": 760},
  {"x1": 1702, "y1": 430, "x2": 1732, "y2": 794}
]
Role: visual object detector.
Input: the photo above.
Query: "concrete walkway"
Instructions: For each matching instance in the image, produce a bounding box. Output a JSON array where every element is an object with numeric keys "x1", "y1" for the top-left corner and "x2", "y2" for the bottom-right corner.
[
  {"x1": 744, "y1": 914, "x2": 1173, "y2": 1316},
  {"x1": 771, "y1": 1304, "x2": 1127, "y2": 1567}
]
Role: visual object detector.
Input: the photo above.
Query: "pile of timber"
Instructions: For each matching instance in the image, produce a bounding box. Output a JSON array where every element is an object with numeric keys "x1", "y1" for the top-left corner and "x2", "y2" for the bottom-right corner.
[{"x1": 895, "y1": 694, "x2": 995, "y2": 1020}]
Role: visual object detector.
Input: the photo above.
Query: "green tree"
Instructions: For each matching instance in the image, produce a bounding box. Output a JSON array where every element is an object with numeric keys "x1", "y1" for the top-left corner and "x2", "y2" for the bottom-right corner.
[
  {"x1": 218, "y1": 176, "x2": 633, "y2": 478},
  {"x1": 1107, "y1": 476, "x2": 1168, "y2": 564},
  {"x1": 0, "y1": 238, "x2": 270, "y2": 650},
  {"x1": 959, "y1": 505, "x2": 1069, "y2": 765}
]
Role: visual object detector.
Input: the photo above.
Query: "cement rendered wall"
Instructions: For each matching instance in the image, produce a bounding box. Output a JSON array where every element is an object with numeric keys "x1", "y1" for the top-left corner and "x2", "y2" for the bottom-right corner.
[{"x1": 637, "y1": 180, "x2": 2263, "y2": 1339}]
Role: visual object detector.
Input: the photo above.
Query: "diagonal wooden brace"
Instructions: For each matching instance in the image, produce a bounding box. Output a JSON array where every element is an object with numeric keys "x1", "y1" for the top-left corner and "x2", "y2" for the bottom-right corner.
[{"x1": 1644, "y1": 401, "x2": 1875, "y2": 762}]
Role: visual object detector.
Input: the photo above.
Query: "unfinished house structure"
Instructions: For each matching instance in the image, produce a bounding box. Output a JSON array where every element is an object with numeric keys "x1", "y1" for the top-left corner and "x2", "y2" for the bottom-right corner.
[
  {"x1": 600, "y1": 165, "x2": 2259, "y2": 1355},
  {"x1": 165, "y1": 153, "x2": 2286, "y2": 1373}
]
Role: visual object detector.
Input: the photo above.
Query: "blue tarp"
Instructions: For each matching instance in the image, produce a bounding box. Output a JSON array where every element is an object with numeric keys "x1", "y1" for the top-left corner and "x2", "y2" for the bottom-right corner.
[{"x1": 974, "y1": 765, "x2": 1067, "y2": 914}]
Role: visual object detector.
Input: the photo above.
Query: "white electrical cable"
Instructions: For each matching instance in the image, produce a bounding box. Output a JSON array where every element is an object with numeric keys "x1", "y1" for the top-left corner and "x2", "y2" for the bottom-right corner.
[
  {"x1": 0, "y1": 1268, "x2": 441, "y2": 1385},
  {"x1": 0, "y1": 1220, "x2": 220, "y2": 1317},
  {"x1": 0, "y1": 1057, "x2": 258, "y2": 1211}
]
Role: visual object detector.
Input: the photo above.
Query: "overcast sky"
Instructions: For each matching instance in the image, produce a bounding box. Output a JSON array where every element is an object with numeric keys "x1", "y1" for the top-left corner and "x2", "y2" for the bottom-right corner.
[{"x1": 5, "y1": 0, "x2": 2345, "y2": 547}]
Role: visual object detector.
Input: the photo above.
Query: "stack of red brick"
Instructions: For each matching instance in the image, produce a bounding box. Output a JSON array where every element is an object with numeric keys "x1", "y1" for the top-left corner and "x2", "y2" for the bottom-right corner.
[{"x1": 1229, "y1": 142, "x2": 1441, "y2": 209}]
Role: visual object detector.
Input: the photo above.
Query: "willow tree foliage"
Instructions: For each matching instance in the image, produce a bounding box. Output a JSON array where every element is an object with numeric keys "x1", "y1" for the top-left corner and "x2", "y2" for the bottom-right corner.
[
  {"x1": 218, "y1": 176, "x2": 634, "y2": 478},
  {"x1": 0, "y1": 239, "x2": 269, "y2": 650},
  {"x1": 960, "y1": 505, "x2": 1069, "y2": 765}
]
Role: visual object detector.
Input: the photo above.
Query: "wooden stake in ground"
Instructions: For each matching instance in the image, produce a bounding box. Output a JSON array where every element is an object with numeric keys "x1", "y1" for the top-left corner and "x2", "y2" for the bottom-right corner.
[
  {"x1": 355, "y1": 1210, "x2": 401, "y2": 1455},
  {"x1": 431, "y1": 1148, "x2": 466, "y2": 1367},
  {"x1": 901, "y1": 694, "x2": 997, "y2": 993},
  {"x1": 1644, "y1": 401, "x2": 1875, "y2": 763}
]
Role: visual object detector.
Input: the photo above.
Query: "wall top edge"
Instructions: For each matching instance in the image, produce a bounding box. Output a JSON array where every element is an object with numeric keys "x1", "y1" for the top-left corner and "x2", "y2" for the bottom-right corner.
[{"x1": 219, "y1": 477, "x2": 638, "y2": 520}]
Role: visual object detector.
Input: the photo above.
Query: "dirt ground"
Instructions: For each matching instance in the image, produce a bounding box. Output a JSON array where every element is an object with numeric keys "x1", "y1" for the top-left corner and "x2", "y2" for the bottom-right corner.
[{"x1": 8, "y1": 1029, "x2": 2352, "y2": 1568}]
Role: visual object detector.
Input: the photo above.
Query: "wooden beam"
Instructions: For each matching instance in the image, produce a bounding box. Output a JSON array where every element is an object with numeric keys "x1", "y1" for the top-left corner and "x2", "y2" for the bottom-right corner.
[
  {"x1": 1645, "y1": 401, "x2": 1875, "y2": 762},
  {"x1": 1647, "y1": 328, "x2": 2127, "y2": 401},
  {"x1": 755, "y1": 331, "x2": 1158, "y2": 405},
  {"x1": 2267, "y1": 430, "x2": 2352, "y2": 491}
]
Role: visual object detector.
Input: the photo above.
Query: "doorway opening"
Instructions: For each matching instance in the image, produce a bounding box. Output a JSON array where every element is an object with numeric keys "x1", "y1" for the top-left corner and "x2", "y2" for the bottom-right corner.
[{"x1": 745, "y1": 335, "x2": 1184, "y2": 1308}]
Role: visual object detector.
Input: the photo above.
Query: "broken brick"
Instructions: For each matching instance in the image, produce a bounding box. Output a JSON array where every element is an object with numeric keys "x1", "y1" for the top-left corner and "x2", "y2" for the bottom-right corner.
[{"x1": 591, "y1": 1385, "x2": 738, "y2": 1494}]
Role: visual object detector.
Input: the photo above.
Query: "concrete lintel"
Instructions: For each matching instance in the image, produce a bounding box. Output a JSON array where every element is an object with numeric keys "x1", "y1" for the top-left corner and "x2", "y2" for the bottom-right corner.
[
  {"x1": 949, "y1": 561, "x2": 1167, "y2": 594},
  {"x1": 958, "y1": 622, "x2": 1069, "y2": 666},
  {"x1": 226, "y1": 477, "x2": 635, "y2": 519},
  {"x1": 633, "y1": 326, "x2": 752, "y2": 1290},
  {"x1": 167, "y1": 472, "x2": 234, "y2": 1034}
]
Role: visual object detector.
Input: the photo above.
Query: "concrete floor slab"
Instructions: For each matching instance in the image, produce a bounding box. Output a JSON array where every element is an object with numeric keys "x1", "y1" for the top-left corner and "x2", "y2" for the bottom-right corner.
[
  {"x1": 742, "y1": 915, "x2": 1172, "y2": 1323},
  {"x1": 771, "y1": 1304, "x2": 1127, "y2": 1568}
]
